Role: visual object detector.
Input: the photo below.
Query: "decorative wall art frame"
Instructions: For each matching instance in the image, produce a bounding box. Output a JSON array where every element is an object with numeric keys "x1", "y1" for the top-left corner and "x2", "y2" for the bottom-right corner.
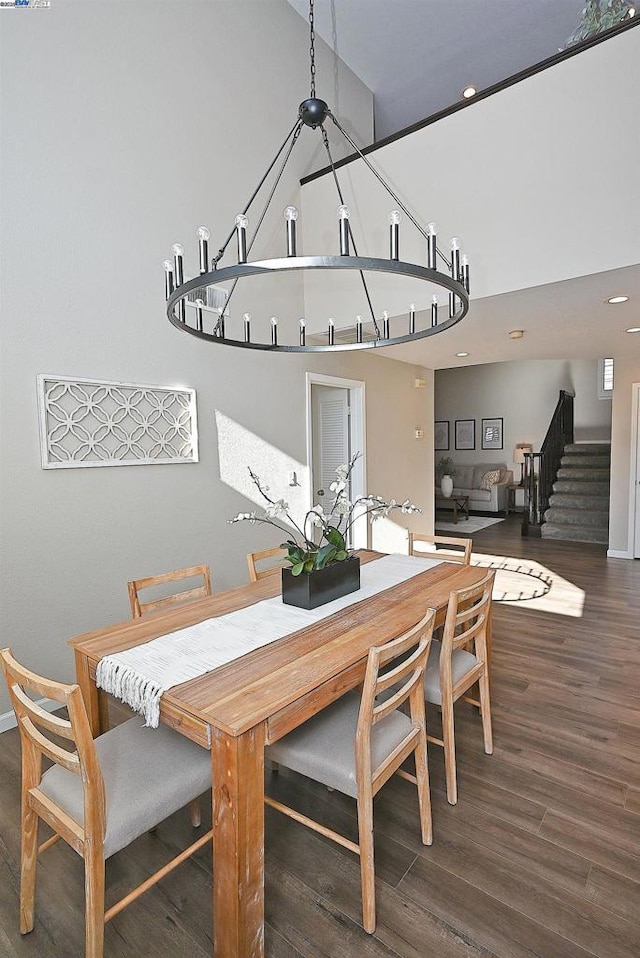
[
  {"x1": 434, "y1": 420, "x2": 449, "y2": 451},
  {"x1": 37, "y1": 375, "x2": 199, "y2": 469},
  {"x1": 482, "y1": 417, "x2": 504, "y2": 451},
  {"x1": 455, "y1": 419, "x2": 475, "y2": 451}
]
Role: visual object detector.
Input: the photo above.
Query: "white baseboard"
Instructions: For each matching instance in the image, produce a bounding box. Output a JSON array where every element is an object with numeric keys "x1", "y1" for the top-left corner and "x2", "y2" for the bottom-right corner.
[
  {"x1": 0, "y1": 697, "x2": 59, "y2": 734},
  {"x1": 607, "y1": 549, "x2": 633, "y2": 559}
]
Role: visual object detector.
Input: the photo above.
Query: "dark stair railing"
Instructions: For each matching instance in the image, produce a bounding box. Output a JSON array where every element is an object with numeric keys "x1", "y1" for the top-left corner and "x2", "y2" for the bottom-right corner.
[{"x1": 522, "y1": 390, "x2": 574, "y2": 536}]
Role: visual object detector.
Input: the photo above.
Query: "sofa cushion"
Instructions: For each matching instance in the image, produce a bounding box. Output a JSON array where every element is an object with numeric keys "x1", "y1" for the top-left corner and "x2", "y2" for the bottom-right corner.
[
  {"x1": 453, "y1": 465, "x2": 475, "y2": 488},
  {"x1": 480, "y1": 468, "x2": 502, "y2": 490},
  {"x1": 472, "y1": 463, "x2": 507, "y2": 488},
  {"x1": 455, "y1": 487, "x2": 491, "y2": 502}
]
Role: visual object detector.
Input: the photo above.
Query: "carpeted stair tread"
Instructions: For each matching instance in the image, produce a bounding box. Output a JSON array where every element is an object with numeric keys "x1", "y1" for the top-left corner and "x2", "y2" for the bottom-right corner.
[
  {"x1": 556, "y1": 467, "x2": 610, "y2": 481},
  {"x1": 541, "y1": 522, "x2": 609, "y2": 544},
  {"x1": 563, "y1": 443, "x2": 611, "y2": 455},
  {"x1": 553, "y1": 479, "x2": 610, "y2": 495},
  {"x1": 561, "y1": 455, "x2": 610, "y2": 468},
  {"x1": 544, "y1": 507, "x2": 609, "y2": 527},
  {"x1": 548, "y1": 493, "x2": 610, "y2": 509}
]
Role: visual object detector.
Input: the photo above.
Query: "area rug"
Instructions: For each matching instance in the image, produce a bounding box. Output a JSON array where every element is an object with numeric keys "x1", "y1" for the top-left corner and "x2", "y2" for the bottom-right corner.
[{"x1": 435, "y1": 516, "x2": 504, "y2": 534}]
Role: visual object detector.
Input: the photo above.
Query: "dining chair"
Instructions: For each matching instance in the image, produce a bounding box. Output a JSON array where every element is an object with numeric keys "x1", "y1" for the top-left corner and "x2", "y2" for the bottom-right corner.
[
  {"x1": 127, "y1": 563, "x2": 212, "y2": 619},
  {"x1": 424, "y1": 569, "x2": 494, "y2": 805},
  {"x1": 409, "y1": 531, "x2": 472, "y2": 565},
  {"x1": 246, "y1": 546, "x2": 287, "y2": 582},
  {"x1": 0, "y1": 647, "x2": 213, "y2": 958},
  {"x1": 265, "y1": 608, "x2": 435, "y2": 934}
]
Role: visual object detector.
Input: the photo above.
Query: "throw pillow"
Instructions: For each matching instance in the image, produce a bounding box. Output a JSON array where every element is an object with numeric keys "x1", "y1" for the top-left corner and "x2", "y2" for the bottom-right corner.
[{"x1": 480, "y1": 469, "x2": 501, "y2": 490}]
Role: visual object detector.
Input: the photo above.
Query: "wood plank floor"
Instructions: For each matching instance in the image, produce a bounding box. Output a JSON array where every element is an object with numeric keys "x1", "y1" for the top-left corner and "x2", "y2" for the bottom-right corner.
[{"x1": 1, "y1": 516, "x2": 639, "y2": 956}]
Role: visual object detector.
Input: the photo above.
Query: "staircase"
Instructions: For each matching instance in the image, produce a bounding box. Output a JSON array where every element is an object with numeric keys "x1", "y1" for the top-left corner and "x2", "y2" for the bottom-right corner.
[{"x1": 541, "y1": 443, "x2": 610, "y2": 544}]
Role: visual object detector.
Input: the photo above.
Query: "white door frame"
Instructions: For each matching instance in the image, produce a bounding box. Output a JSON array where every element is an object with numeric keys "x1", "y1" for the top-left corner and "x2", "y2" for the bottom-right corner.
[
  {"x1": 305, "y1": 372, "x2": 367, "y2": 549},
  {"x1": 628, "y1": 381, "x2": 640, "y2": 558}
]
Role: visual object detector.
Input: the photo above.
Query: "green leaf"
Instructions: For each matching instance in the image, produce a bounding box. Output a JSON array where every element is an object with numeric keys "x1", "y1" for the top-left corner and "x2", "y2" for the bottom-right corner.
[
  {"x1": 303, "y1": 558, "x2": 315, "y2": 573},
  {"x1": 325, "y1": 526, "x2": 346, "y2": 550},
  {"x1": 291, "y1": 562, "x2": 304, "y2": 576},
  {"x1": 334, "y1": 550, "x2": 348, "y2": 561},
  {"x1": 315, "y1": 544, "x2": 337, "y2": 569}
]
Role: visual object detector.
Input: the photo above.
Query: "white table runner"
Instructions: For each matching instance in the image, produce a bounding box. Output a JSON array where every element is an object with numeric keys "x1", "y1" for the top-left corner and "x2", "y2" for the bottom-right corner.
[{"x1": 96, "y1": 553, "x2": 442, "y2": 726}]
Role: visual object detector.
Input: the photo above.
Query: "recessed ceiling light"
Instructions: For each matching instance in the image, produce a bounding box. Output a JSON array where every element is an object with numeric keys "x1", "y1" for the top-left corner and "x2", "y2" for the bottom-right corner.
[
  {"x1": 626, "y1": 327, "x2": 640, "y2": 334},
  {"x1": 462, "y1": 85, "x2": 477, "y2": 99},
  {"x1": 607, "y1": 295, "x2": 629, "y2": 304},
  {"x1": 456, "y1": 351, "x2": 469, "y2": 357},
  {"x1": 508, "y1": 329, "x2": 524, "y2": 339}
]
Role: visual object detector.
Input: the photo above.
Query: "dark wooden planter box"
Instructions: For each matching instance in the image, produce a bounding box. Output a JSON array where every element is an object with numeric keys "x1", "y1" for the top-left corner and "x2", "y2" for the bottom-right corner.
[{"x1": 281, "y1": 556, "x2": 361, "y2": 610}]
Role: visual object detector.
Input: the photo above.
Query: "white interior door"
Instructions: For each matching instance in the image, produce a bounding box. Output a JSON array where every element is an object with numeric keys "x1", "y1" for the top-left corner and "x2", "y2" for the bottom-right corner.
[{"x1": 311, "y1": 385, "x2": 351, "y2": 521}]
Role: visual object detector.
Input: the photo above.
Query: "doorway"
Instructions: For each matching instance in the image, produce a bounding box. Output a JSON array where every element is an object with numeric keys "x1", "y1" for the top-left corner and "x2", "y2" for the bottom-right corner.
[{"x1": 306, "y1": 373, "x2": 366, "y2": 549}]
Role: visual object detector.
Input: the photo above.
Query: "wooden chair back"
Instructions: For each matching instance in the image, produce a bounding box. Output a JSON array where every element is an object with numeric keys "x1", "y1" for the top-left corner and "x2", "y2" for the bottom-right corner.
[
  {"x1": 0, "y1": 648, "x2": 105, "y2": 856},
  {"x1": 127, "y1": 564, "x2": 212, "y2": 618},
  {"x1": 441, "y1": 569, "x2": 494, "y2": 663},
  {"x1": 408, "y1": 532, "x2": 472, "y2": 565},
  {"x1": 247, "y1": 547, "x2": 287, "y2": 582},
  {"x1": 357, "y1": 609, "x2": 435, "y2": 796}
]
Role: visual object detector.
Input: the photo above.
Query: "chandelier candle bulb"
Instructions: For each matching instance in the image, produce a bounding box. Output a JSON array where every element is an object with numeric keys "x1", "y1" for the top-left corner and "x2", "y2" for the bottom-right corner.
[
  {"x1": 163, "y1": 260, "x2": 174, "y2": 300},
  {"x1": 196, "y1": 226, "x2": 210, "y2": 275},
  {"x1": 171, "y1": 244, "x2": 185, "y2": 321},
  {"x1": 299, "y1": 318, "x2": 306, "y2": 346},
  {"x1": 328, "y1": 317, "x2": 335, "y2": 346},
  {"x1": 243, "y1": 312, "x2": 251, "y2": 343},
  {"x1": 270, "y1": 317, "x2": 278, "y2": 347},
  {"x1": 195, "y1": 298, "x2": 204, "y2": 332},
  {"x1": 427, "y1": 222, "x2": 437, "y2": 269},
  {"x1": 284, "y1": 206, "x2": 298, "y2": 257},
  {"x1": 383, "y1": 310, "x2": 390, "y2": 338},
  {"x1": 432, "y1": 296, "x2": 438, "y2": 327},
  {"x1": 235, "y1": 214, "x2": 248, "y2": 263},
  {"x1": 389, "y1": 210, "x2": 401, "y2": 261},
  {"x1": 337, "y1": 205, "x2": 351, "y2": 256},
  {"x1": 409, "y1": 302, "x2": 416, "y2": 334},
  {"x1": 462, "y1": 254, "x2": 470, "y2": 293},
  {"x1": 356, "y1": 314, "x2": 363, "y2": 344}
]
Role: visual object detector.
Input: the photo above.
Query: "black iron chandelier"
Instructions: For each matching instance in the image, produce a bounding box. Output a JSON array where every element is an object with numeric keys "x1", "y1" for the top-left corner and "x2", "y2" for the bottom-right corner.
[{"x1": 163, "y1": 0, "x2": 470, "y2": 352}]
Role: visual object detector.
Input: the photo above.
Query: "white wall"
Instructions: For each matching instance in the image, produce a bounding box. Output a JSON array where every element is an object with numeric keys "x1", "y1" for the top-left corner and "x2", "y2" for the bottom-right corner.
[
  {"x1": 299, "y1": 26, "x2": 640, "y2": 323},
  {"x1": 0, "y1": 1, "x2": 438, "y2": 717},
  {"x1": 435, "y1": 358, "x2": 611, "y2": 473}
]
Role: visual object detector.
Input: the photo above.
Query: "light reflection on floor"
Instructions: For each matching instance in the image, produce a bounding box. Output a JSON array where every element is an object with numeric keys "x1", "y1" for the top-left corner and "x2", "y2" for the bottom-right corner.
[{"x1": 470, "y1": 552, "x2": 585, "y2": 617}]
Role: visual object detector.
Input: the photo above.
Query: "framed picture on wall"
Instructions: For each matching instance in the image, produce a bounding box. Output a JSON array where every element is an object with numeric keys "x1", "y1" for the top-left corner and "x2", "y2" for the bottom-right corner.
[
  {"x1": 482, "y1": 417, "x2": 503, "y2": 450},
  {"x1": 455, "y1": 419, "x2": 475, "y2": 450},
  {"x1": 434, "y1": 421, "x2": 449, "y2": 451}
]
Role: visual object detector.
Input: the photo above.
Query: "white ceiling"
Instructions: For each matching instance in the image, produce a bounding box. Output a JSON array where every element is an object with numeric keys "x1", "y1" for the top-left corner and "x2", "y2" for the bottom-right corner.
[
  {"x1": 287, "y1": 0, "x2": 586, "y2": 140},
  {"x1": 285, "y1": 1, "x2": 639, "y2": 370}
]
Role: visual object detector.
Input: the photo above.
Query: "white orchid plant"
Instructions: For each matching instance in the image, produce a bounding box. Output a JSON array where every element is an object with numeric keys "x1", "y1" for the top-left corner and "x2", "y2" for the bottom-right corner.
[{"x1": 229, "y1": 453, "x2": 421, "y2": 576}]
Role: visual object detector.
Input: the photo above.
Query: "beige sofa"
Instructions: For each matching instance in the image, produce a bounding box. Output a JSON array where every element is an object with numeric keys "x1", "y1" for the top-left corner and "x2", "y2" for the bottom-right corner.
[{"x1": 439, "y1": 463, "x2": 513, "y2": 514}]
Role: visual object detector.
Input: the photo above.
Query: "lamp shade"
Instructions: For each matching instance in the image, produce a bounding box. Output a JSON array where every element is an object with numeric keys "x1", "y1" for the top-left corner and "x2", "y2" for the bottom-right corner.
[{"x1": 514, "y1": 443, "x2": 533, "y2": 464}]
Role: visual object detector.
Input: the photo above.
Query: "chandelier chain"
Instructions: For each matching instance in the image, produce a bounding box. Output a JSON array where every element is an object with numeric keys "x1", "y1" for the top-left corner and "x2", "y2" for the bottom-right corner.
[{"x1": 309, "y1": 0, "x2": 316, "y2": 98}]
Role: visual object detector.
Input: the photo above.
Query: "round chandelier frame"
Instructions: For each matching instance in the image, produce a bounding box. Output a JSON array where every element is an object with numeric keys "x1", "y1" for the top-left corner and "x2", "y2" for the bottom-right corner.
[{"x1": 163, "y1": 2, "x2": 471, "y2": 353}]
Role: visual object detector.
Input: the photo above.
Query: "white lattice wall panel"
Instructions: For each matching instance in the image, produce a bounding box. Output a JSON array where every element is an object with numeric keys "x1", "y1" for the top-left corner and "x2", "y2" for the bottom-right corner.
[{"x1": 37, "y1": 376, "x2": 199, "y2": 469}]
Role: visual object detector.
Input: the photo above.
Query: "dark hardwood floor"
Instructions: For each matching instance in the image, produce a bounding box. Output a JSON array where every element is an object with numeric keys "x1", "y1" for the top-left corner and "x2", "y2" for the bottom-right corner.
[{"x1": 1, "y1": 516, "x2": 639, "y2": 956}]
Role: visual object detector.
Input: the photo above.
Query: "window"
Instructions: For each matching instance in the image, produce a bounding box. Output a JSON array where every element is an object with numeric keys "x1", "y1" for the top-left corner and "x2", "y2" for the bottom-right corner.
[{"x1": 598, "y1": 358, "x2": 614, "y2": 399}]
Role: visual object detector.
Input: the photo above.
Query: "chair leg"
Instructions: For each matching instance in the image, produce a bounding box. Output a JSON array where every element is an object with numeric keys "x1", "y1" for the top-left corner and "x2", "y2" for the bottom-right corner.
[
  {"x1": 19, "y1": 803, "x2": 39, "y2": 934},
  {"x1": 357, "y1": 794, "x2": 376, "y2": 934},
  {"x1": 84, "y1": 847, "x2": 105, "y2": 958},
  {"x1": 478, "y1": 669, "x2": 493, "y2": 755},
  {"x1": 414, "y1": 737, "x2": 433, "y2": 846},
  {"x1": 441, "y1": 698, "x2": 458, "y2": 806},
  {"x1": 187, "y1": 798, "x2": 201, "y2": 828}
]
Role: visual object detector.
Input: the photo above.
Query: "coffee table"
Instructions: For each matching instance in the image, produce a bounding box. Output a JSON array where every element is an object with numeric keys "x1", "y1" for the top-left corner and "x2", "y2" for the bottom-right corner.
[{"x1": 435, "y1": 493, "x2": 470, "y2": 523}]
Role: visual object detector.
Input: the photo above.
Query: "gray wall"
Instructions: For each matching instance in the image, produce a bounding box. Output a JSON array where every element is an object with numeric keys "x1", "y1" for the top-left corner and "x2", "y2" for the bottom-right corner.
[
  {"x1": 609, "y1": 357, "x2": 640, "y2": 555},
  {"x1": 0, "y1": 1, "x2": 435, "y2": 716},
  {"x1": 434, "y1": 359, "x2": 612, "y2": 475}
]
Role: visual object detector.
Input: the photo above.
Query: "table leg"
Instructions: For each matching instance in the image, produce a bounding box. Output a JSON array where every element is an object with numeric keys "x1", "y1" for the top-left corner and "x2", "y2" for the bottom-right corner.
[
  {"x1": 74, "y1": 651, "x2": 103, "y2": 736},
  {"x1": 211, "y1": 723, "x2": 266, "y2": 958}
]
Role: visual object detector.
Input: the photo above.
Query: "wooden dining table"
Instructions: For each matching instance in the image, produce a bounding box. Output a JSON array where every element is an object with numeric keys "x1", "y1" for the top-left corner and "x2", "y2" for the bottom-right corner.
[{"x1": 69, "y1": 551, "x2": 489, "y2": 958}]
